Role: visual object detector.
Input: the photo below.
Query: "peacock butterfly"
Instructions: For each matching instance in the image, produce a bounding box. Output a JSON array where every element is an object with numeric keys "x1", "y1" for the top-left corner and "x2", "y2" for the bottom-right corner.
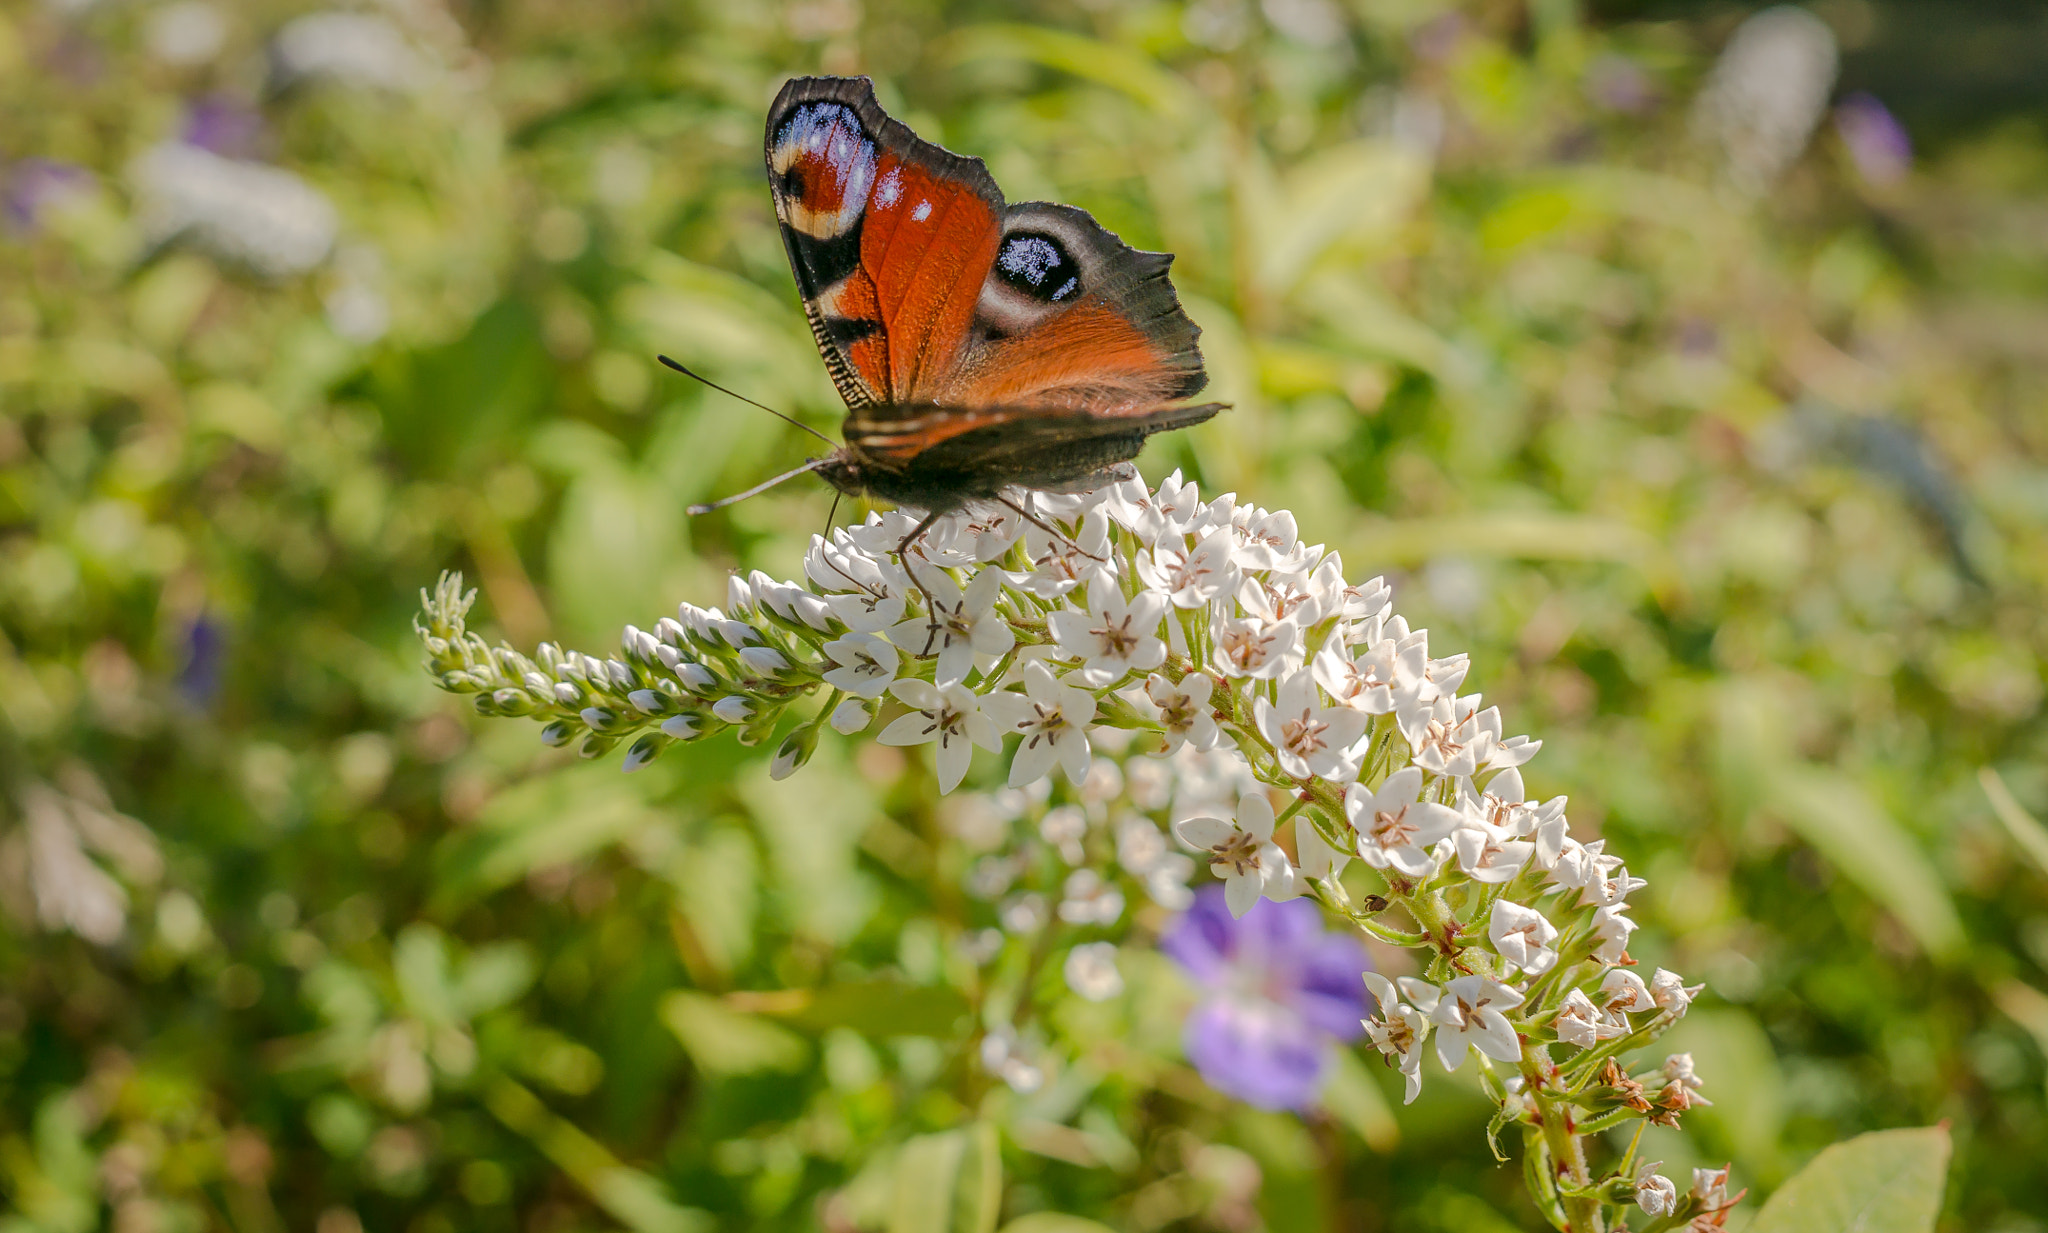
[{"x1": 750, "y1": 75, "x2": 1225, "y2": 538}]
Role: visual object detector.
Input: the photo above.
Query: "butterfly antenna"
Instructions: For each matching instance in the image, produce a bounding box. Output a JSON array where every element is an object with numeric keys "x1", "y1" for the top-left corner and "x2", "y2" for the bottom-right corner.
[
  {"x1": 686, "y1": 459, "x2": 829, "y2": 516},
  {"x1": 658, "y1": 355, "x2": 835, "y2": 446}
]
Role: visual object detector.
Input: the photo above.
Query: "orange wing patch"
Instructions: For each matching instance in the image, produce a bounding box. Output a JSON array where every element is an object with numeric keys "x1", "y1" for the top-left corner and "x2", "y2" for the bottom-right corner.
[
  {"x1": 943, "y1": 302, "x2": 1181, "y2": 411},
  {"x1": 860, "y1": 153, "x2": 1001, "y2": 402}
]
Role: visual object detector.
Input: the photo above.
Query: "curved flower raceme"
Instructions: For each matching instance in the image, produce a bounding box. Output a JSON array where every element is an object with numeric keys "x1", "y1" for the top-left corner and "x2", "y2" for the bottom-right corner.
[{"x1": 417, "y1": 469, "x2": 1722, "y2": 1233}]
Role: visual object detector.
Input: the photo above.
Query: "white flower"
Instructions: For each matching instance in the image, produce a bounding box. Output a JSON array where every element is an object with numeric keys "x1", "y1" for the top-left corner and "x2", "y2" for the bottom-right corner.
[
  {"x1": 1173, "y1": 792, "x2": 1299, "y2": 918},
  {"x1": 951, "y1": 505, "x2": 1028, "y2": 562},
  {"x1": 1661, "y1": 1052, "x2": 1710, "y2": 1103},
  {"x1": 1691, "y1": 1165, "x2": 1736, "y2": 1212},
  {"x1": 1344, "y1": 766, "x2": 1460, "y2": 878},
  {"x1": 1635, "y1": 1169, "x2": 1678, "y2": 1218},
  {"x1": 1239, "y1": 552, "x2": 1344, "y2": 626},
  {"x1": 1144, "y1": 672, "x2": 1220, "y2": 753},
  {"x1": 1040, "y1": 805, "x2": 1087, "y2": 864},
  {"x1": 1589, "y1": 906, "x2": 1638, "y2": 964},
  {"x1": 1011, "y1": 509, "x2": 1112, "y2": 599},
  {"x1": 1340, "y1": 576, "x2": 1393, "y2": 623},
  {"x1": 1598, "y1": 968, "x2": 1657, "y2": 1016},
  {"x1": 1552, "y1": 988, "x2": 1608, "y2": 1049},
  {"x1": 1050, "y1": 582, "x2": 1167, "y2": 685},
  {"x1": 820, "y1": 632, "x2": 899, "y2": 699},
  {"x1": 892, "y1": 569, "x2": 1014, "y2": 687},
  {"x1": 828, "y1": 698, "x2": 874, "y2": 734},
  {"x1": 1362, "y1": 973, "x2": 1439, "y2": 1104},
  {"x1": 1488, "y1": 901, "x2": 1559, "y2": 976},
  {"x1": 1448, "y1": 793, "x2": 1534, "y2": 884},
  {"x1": 1136, "y1": 528, "x2": 1237, "y2": 609},
  {"x1": 660, "y1": 714, "x2": 700, "y2": 740},
  {"x1": 1649, "y1": 968, "x2": 1705, "y2": 1017},
  {"x1": 1211, "y1": 615, "x2": 1301, "y2": 680},
  {"x1": 1231, "y1": 507, "x2": 1299, "y2": 570},
  {"x1": 983, "y1": 662, "x2": 1097, "y2": 788},
  {"x1": 1432, "y1": 974, "x2": 1525, "y2": 1068},
  {"x1": 877, "y1": 679, "x2": 1001, "y2": 794},
  {"x1": 1063, "y1": 941, "x2": 1124, "y2": 1001},
  {"x1": 711, "y1": 696, "x2": 753, "y2": 724},
  {"x1": 1401, "y1": 692, "x2": 1498, "y2": 778},
  {"x1": 1312, "y1": 636, "x2": 1420, "y2": 713},
  {"x1": 1255, "y1": 669, "x2": 1369, "y2": 781},
  {"x1": 1105, "y1": 469, "x2": 1205, "y2": 543},
  {"x1": 1293, "y1": 816, "x2": 1351, "y2": 880},
  {"x1": 1058, "y1": 869, "x2": 1124, "y2": 926}
]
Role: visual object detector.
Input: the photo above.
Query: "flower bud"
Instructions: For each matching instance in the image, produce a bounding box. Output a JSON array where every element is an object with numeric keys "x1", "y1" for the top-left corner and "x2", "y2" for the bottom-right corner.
[
  {"x1": 789, "y1": 591, "x2": 835, "y2": 632},
  {"x1": 553, "y1": 681, "x2": 582, "y2": 706},
  {"x1": 580, "y1": 706, "x2": 619, "y2": 733},
  {"x1": 539, "y1": 720, "x2": 574, "y2": 747},
  {"x1": 627, "y1": 690, "x2": 668, "y2": 715},
  {"x1": 578, "y1": 734, "x2": 616, "y2": 760},
  {"x1": 769, "y1": 723, "x2": 819, "y2": 780},
  {"x1": 623, "y1": 734, "x2": 667, "y2": 772},
  {"x1": 660, "y1": 714, "x2": 700, "y2": 740},
  {"x1": 829, "y1": 698, "x2": 874, "y2": 734},
  {"x1": 711, "y1": 696, "x2": 753, "y2": 724},
  {"x1": 737, "y1": 646, "x2": 792, "y2": 677}
]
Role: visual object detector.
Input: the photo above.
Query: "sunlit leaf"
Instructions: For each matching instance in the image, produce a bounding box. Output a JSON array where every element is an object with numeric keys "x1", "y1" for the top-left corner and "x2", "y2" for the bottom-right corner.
[{"x1": 1746, "y1": 1127, "x2": 1951, "y2": 1233}]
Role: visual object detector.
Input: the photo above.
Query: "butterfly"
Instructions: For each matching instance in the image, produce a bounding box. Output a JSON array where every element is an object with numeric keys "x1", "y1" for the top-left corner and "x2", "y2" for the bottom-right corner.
[{"x1": 715, "y1": 75, "x2": 1224, "y2": 548}]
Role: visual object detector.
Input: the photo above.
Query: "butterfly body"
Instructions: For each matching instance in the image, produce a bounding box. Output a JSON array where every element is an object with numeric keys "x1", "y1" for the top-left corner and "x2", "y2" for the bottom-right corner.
[{"x1": 763, "y1": 76, "x2": 1224, "y2": 516}]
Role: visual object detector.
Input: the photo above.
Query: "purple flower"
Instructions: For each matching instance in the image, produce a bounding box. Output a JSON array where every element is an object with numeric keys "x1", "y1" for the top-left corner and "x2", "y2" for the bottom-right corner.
[
  {"x1": 3, "y1": 159, "x2": 93, "y2": 234},
  {"x1": 182, "y1": 95, "x2": 268, "y2": 160},
  {"x1": 1835, "y1": 92, "x2": 1911, "y2": 187},
  {"x1": 1161, "y1": 884, "x2": 1370, "y2": 1111}
]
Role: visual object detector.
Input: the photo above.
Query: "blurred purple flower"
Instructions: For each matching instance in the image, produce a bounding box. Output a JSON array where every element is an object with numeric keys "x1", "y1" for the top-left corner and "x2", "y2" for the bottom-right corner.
[
  {"x1": 177, "y1": 613, "x2": 227, "y2": 707},
  {"x1": 3, "y1": 159, "x2": 93, "y2": 233},
  {"x1": 1161, "y1": 883, "x2": 1369, "y2": 1111},
  {"x1": 1835, "y1": 92, "x2": 1911, "y2": 186},
  {"x1": 1585, "y1": 54, "x2": 1658, "y2": 115},
  {"x1": 182, "y1": 95, "x2": 268, "y2": 159}
]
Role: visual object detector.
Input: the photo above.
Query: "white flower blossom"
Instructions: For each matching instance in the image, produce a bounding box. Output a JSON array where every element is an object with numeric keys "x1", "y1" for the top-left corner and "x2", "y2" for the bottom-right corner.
[
  {"x1": 878, "y1": 679, "x2": 1001, "y2": 794},
  {"x1": 1137, "y1": 527, "x2": 1237, "y2": 609},
  {"x1": 1589, "y1": 905, "x2": 1639, "y2": 964},
  {"x1": 1598, "y1": 968, "x2": 1658, "y2": 1016},
  {"x1": 1211, "y1": 615, "x2": 1301, "y2": 680},
  {"x1": 1255, "y1": 669, "x2": 1368, "y2": 781},
  {"x1": 821, "y1": 633, "x2": 900, "y2": 698},
  {"x1": 1661, "y1": 1052, "x2": 1710, "y2": 1104},
  {"x1": 1432, "y1": 974, "x2": 1525, "y2": 1068},
  {"x1": 1362, "y1": 973, "x2": 1439, "y2": 1104},
  {"x1": 1063, "y1": 941, "x2": 1124, "y2": 1001},
  {"x1": 1344, "y1": 766, "x2": 1460, "y2": 878},
  {"x1": 1489, "y1": 901, "x2": 1559, "y2": 976},
  {"x1": 1050, "y1": 582, "x2": 1168, "y2": 685},
  {"x1": 983, "y1": 663, "x2": 1096, "y2": 788},
  {"x1": 1173, "y1": 792, "x2": 1298, "y2": 918},
  {"x1": 1144, "y1": 672, "x2": 1220, "y2": 753},
  {"x1": 1635, "y1": 1169, "x2": 1678, "y2": 1218},
  {"x1": 893, "y1": 569, "x2": 1015, "y2": 687},
  {"x1": 1552, "y1": 988, "x2": 1609, "y2": 1049},
  {"x1": 1649, "y1": 968, "x2": 1705, "y2": 1017}
]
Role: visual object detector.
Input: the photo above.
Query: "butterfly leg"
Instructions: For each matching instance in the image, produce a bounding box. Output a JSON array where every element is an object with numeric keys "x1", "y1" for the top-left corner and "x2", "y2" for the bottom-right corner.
[
  {"x1": 892, "y1": 508, "x2": 948, "y2": 656},
  {"x1": 995, "y1": 495, "x2": 1109, "y2": 564}
]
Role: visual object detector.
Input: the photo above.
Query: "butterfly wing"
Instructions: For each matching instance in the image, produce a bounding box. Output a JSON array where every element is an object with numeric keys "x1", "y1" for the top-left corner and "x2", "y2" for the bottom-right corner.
[
  {"x1": 766, "y1": 77, "x2": 1212, "y2": 421},
  {"x1": 766, "y1": 76, "x2": 1004, "y2": 411}
]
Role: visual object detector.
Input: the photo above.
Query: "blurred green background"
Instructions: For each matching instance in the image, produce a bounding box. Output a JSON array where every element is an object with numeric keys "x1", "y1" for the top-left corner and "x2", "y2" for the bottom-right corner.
[{"x1": 3, "y1": 0, "x2": 2046, "y2": 1230}]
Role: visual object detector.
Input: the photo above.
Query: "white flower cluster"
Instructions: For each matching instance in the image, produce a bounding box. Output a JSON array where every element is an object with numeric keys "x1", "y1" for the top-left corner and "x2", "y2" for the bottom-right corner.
[{"x1": 417, "y1": 468, "x2": 1717, "y2": 1222}]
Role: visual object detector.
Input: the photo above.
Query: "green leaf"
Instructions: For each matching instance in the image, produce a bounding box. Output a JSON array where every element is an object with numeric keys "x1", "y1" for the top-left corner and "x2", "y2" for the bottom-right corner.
[
  {"x1": 1762, "y1": 766, "x2": 1966, "y2": 961},
  {"x1": 997, "y1": 1217, "x2": 1120, "y2": 1233},
  {"x1": 1746, "y1": 1126, "x2": 1952, "y2": 1233},
  {"x1": 659, "y1": 991, "x2": 809, "y2": 1076}
]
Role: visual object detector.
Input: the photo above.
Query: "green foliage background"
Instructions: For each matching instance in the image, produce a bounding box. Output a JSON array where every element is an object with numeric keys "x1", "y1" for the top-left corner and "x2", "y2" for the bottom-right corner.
[{"x1": 3, "y1": 1, "x2": 2045, "y2": 1230}]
